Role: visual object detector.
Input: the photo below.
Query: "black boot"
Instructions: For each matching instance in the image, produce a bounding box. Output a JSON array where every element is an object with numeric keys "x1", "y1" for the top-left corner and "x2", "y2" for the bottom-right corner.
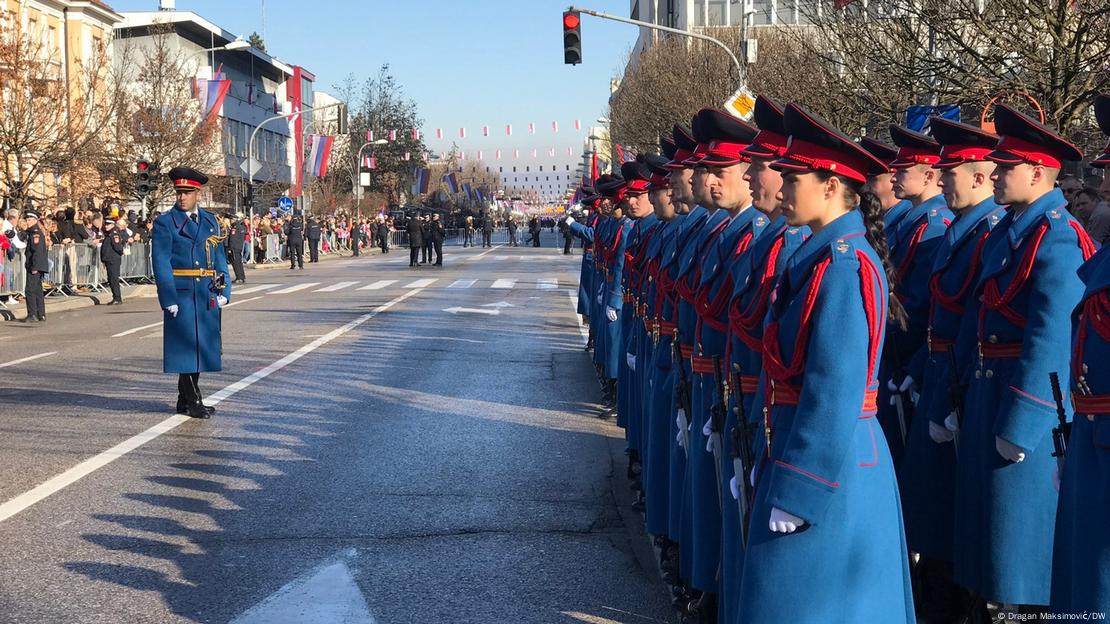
[{"x1": 178, "y1": 374, "x2": 215, "y2": 417}]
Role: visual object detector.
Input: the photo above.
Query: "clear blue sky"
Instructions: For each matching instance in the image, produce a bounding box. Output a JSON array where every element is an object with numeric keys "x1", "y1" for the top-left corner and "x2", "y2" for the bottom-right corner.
[{"x1": 110, "y1": 0, "x2": 638, "y2": 161}]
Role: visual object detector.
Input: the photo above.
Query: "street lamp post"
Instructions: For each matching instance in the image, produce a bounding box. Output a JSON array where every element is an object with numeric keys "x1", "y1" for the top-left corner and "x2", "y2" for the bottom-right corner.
[
  {"x1": 355, "y1": 139, "x2": 388, "y2": 224},
  {"x1": 184, "y1": 39, "x2": 250, "y2": 74}
]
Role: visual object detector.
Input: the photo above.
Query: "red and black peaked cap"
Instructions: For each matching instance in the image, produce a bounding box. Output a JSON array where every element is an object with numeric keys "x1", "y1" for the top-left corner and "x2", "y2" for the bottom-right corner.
[
  {"x1": 169, "y1": 166, "x2": 208, "y2": 190},
  {"x1": 596, "y1": 173, "x2": 627, "y2": 199},
  {"x1": 666, "y1": 123, "x2": 698, "y2": 170},
  {"x1": 986, "y1": 104, "x2": 1082, "y2": 168},
  {"x1": 698, "y1": 108, "x2": 759, "y2": 166},
  {"x1": 772, "y1": 103, "x2": 890, "y2": 185},
  {"x1": 929, "y1": 117, "x2": 999, "y2": 169},
  {"x1": 858, "y1": 137, "x2": 900, "y2": 168},
  {"x1": 660, "y1": 136, "x2": 678, "y2": 161},
  {"x1": 644, "y1": 153, "x2": 673, "y2": 190},
  {"x1": 888, "y1": 125, "x2": 942, "y2": 169},
  {"x1": 621, "y1": 159, "x2": 654, "y2": 196},
  {"x1": 742, "y1": 95, "x2": 789, "y2": 159},
  {"x1": 1089, "y1": 94, "x2": 1110, "y2": 168},
  {"x1": 682, "y1": 110, "x2": 716, "y2": 166}
]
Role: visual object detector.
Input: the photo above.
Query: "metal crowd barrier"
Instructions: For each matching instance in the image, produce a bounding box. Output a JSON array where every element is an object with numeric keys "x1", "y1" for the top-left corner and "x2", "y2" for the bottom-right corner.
[
  {"x1": 73, "y1": 244, "x2": 105, "y2": 292},
  {"x1": 119, "y1": 242, "x2": 153, "y2": 285},
  {"x1": 0, "y1": 249, "x2": 24, "y2": 301},
  {"x1": 264, "y1": 234, "x2": 281, "y2": 263}
]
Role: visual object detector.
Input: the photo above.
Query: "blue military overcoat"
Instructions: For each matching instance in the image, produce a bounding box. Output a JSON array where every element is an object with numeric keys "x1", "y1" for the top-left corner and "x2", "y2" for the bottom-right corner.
[
  {"x1": 739, "y1": 210, "x2": 914, "y2": 623},
  {"x1": 152, "y1": 206, "x2": 232, "y2": 374},
  {"x1": 1052, "y1": 243, "x2": 1110, "y2": 615},
  {"x1": 954, "y1": 189, "x2": 1090, "y2": 605}
]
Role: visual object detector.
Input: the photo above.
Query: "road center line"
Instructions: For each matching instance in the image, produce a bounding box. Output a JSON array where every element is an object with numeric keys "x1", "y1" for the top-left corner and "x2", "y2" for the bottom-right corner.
[
  {"x1": 0, "y1": 287, "x2": 425, "y2": 524},
  {"x1": 471, "y1": 245, "x2": 504, "y2": 260},
  {"x1": 0, "y1": 351, "x2": 57, "y2": 369},
  {"x1": 111, "y1": 297, "x2": 263, "y2": 337}
]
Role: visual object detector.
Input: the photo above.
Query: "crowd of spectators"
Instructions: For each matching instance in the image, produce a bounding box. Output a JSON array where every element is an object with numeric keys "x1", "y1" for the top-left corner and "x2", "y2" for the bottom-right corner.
[{"x1": 1059, "y1": 173, "x2": 1110, "y2": 244}]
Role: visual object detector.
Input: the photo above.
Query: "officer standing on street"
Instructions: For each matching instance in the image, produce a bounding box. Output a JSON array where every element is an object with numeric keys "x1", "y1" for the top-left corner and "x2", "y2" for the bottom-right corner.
[
  {"x1": 407, "y1": 214, "x2": 424, "y2": 267},
  {"x1": 151, "y1": 167, "x2": 231, "y2": 419},
  {"x1": 284, "y1": 211, "x2": 305, "y2": 269},
  {"x1": 507, "y1": 216, "x2": 519, "y2": 246},
  {"x1": 422, "y1": 215, "x2": 435, "y2": 264},
  {"x1": 481, "y1": 212, "x2": 494, "y2": 247},
  {"x1": 100, "y1": 216, "x2": 125, "y2": 305},
  {"x1": 430, "y1": 213, "x2": 446, "y2": 266},
  {"x1": 20, "y1": 208, "x2": 48, "y2": 323},
  {"x1": 227, "y1": 214, "x2": 247, "y2": 283},
  {"x1": 306, "y1": 216, "x2": 322, "y2": 263}
]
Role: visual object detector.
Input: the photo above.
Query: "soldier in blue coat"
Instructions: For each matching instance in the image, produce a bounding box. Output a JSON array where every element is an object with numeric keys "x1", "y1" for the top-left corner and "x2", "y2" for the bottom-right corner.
[
  {"x1": 879, "y1": 125, "x2": 954, "y2": 467},
  {"x1": 738, "y1": 103, "x2": 915, "y2": 623},
  {"x1": 1050, "y1": 93, "x2": 1110, "y2": 616},
  {"x1": 860, "y1": 137, "x2": 914, "y2": 248},
  {"x1": 898, "y1": 117, "x2": 1005, "y2": 621},
  {"x1": 152, "y1": 168, "x2": 231, "y2": 419},
  {"x1": 952, "y1": 104, "x2": 1095, "y2": 612}
]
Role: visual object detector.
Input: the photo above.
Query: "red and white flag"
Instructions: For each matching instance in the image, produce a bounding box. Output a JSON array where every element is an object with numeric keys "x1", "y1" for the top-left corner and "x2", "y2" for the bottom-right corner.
[
  {"x1": 496, "y1": 149, "x2": 502, "y2": 159},
  {"x1": 389, "y1": 129, "x2": 397, "y2": 141},
  {"x1": 366, "y1": 130, "x2": 374, "y2": 142},
  {"x1": 482, "y1": 125, "x2": 489, "y2": 136},
  {"x1": 549, "y1": 147, "x2": 556, "y2": 157},
  {"x1": 412, "y1": 129, "x2": 420, "y2": 141},
  {"x1": 403, "y1": 152, "x2": 410, "y2": 161},
  {"x1": 513, "y1": 149, "x2": 519, "y2": 159},
  {"x1": 566, "y1": 147, "x2": 573, "y2": 156},
  {"x1": 460, "y1": 151, "x2": 466, "y2": 160},
  {"x1": 477, "y1": 150, "x2": 483, "y2": 161},
  {"x1": 574, "y1": 119, "x2": 581, "y2": 131},
  {"x1": 436, "y1": 128, "x2": 443, "y2": 139},
  {"x1": 528, "y1": 122, "x2": 535, "y2": 134},
  {"x1": 552, "y1": 121, "x2": 559, "y2": 133},
  {"x1": 506, "y1": 124, "x2": 513, "y2": 136},
  {"x1": 532, "y1": 148, "x2": 537, "y2": 158}
]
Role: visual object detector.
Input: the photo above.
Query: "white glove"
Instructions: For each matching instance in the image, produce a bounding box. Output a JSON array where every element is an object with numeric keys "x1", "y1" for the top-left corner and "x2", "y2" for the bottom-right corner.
[
  {"x1": 165, "y1": 305, "x2": 179, "y2": 317},
  {"x1": 729, "y1": 476, "x2": 739, "y2": 500},
  {"x1": 606, "y1": 306, "x2": 619, "y2": 322},
  {"x1": 626, "y1": 353, "x2": 636, "y2": 371},
  {"x1": 216, "y1": 295, "x2": 228, "y2": 308},
  {"x1": 676, "y1": 428, "x2": 686, "y2": 450},
  {"x1": 769, "y1": 507, "x2": 805, "y2": 534},
  {"x1": 1052, "y1": 466, "x2": 1061, "y2": 492},
  {"x1": 929, "y1": 421, "x2": 955, "y2": 444},
  {"x1": 996, "y1": 436, "x2": 1026, "y2": 463},
  {"x1": 597, "y1": 293, "x2": 603, "y2": 305},
  {"x1": 565, "y1": 216, "x2": 576, "y2": 226},
  {"x1": 944, "y1": 412, "x2": 959, "y2": 433},
  {"x1": 887, "y1": 375, "x2": 915, "y2": 393}
]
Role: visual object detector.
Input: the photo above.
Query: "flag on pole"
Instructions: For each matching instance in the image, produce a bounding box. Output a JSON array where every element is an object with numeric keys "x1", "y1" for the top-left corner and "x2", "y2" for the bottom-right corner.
[
  {"x1": 436, "y1": 128, "x2": 443, "y2": 139},
  {"x1": 459, "y1": 127, "x2": 466, "y2": 138},
  {"x1": 552, "y1": 121, "x2": 559, "y2": 133},
  {"x1": 367, "y1": 130, "x2": 374, "y2": 142},
  {"x1": 532, "y1": 148, "x2": 537, "y2": 158},
  {"x1": 574, "y1": 119, "x2": 581, "y2": 131},
  {"x1": 482, "y1": 125, "x2": 489, "y2": 136},
  {"x1": 591, "y1": 152, "x2": 598, "y2": 181},
  {"x1": 412, "y1": 129, "x2": 420, "y2": 141},
  {"x1": 513, "y1": 149, "x2": 519, "y2": 159},
  {"x1": 389, "y1": 129, "x2": 397, "y2": 141},
  {"x1": 412, "y1": 167, "x2": 431, "y2": 195},
  {"x1": 477, "y1": 150, "x2": 483, "y2": 160},
  {"x1": 307, "y1": 134, "x2": 335, "y2": 177},
  {"x1": 403, "y1": 152, "x2": 410, "y2": 161},
  {"x1": 496, "y1": 149, "x2": 502, "y2": 159},
  {"x1": 528, "y1": 122, "x2": 535, "y2": 134},
  {"x1": 549, "y1": 147, "x2": 556, "y2": 157},
  {"x1": 566, "y1": 147, "x2": 573, "y2": 156},
  {"x1": 444, "y1": 172, "x2": 460, "y2": 194},
  {"x1": 193, "y1": 72, "x2": 231, "y2": 124},
  {"x1": 506, "y1": 124, "x2": 513, "y2": 136}
]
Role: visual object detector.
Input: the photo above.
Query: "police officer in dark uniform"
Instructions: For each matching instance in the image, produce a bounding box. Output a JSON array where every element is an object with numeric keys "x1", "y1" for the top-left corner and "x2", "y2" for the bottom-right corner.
[
  {"x1": 507, "y1": 216, "x2": 519, "y2": 246},
  {"x1": 100, "y1": 216, "x2": 125, "y2": 304},
  {"x1": 306, "y1": 216, "x2": 322, "y2": 263},
  {"x1": 227, "y1": 214, "x2": 247, "y2": 283},
  {"x1": 21, "y1": 208, "x2": 48, "y2": 322},
  {"x1": 407, "y1": 215, "x2": 424, "y2": 267},
  {"x1": 421, "y1": 216, "x2": 434, "y2": 264},
  {"x1": 481, "y1": 212, "x2": 494, "y2": 247},
  {"x1": 284, "y1": 211, "x2": 305, "y2": 269},
  {"x1": 430, "y1": 213, "x2": 446, "y2": 266}
]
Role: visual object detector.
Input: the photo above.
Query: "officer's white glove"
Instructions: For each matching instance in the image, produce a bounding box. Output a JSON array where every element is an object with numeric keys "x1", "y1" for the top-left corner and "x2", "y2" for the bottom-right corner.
[
  {"x1": 929, "y1": 421, "x2": 955, "y2": 444},
  {"x1": 1052, "y1": 466, "x2": 1061, "y2": 492},
  {"x1": 887, "y1": 375, "x2": 915, "y2": 393},
  {"x1": 769, "y1": 507, "x2": 805, "y2": 534},
  {"x1": 626, "y1": 353, "x2": 636, "y2": 371},
  {"x1": 606, "y1": 307, "x2": 619, "y2": 322},
  {"x1": 944, "y1": 412, "x2": 959, "y2": 433},
  {"x1": 165, "y1": 305, "x2": 178, "y2": 318},
  {"x1": 729, "y1": 476, "x2": 739, "y2": 500},
  {"x1": 216, "y1": 295, "x2": 228, "y2": 308},
  {"x1": 996, "y1": 436, "x2": 1026, "y2": 463},
  {"x1": 676, "y1": 410, "x2": 686, "y2": 432},
  {"x1": 597, "y1": 293, "x2": 603, "y2": 305},
  {"x1": 565, "y1": 216, "x2": 576, "y2": 226},
  {"x1": 676, "y1": 428, "x2": 686, "y2": 450}
]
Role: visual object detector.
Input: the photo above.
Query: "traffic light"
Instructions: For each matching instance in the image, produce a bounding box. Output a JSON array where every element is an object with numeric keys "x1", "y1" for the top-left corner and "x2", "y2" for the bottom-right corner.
[
  {"x1": 563, "y1": 10, "x2": 581, "y2": 65},
  {"x1": 136, "y1": 158, "x2": 155, "y2": 197}
]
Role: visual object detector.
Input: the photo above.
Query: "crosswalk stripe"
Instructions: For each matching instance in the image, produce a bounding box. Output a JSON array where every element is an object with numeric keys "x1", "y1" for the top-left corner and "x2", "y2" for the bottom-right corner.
[
  {"x1": 233, "y1": 284, "x2": 279, "y2": 295},
  {"x1": 536, "y1": 278, "x2": 558, "y2": 289},
  {"x1": 358, "y1": 280, "x2": 398, "y2": 290},
  {"x1": 404, "y1": 278, "x2": 437, "y2": 289},
  {"x1": 448, "y1": 279, "x2": 476, "y2": 289},
  {"x1": 491, "y1": 279, "x2": 515, "y2": 289},
  {"x1": 314, "y1": 281, "x2": 358, "y2": 292},
  {"x1": 494, "y1": 255, "x2": 509, "y2": 261},
  {"x1": 270, "y1": 283, "x2": 320, "y2": 295}
]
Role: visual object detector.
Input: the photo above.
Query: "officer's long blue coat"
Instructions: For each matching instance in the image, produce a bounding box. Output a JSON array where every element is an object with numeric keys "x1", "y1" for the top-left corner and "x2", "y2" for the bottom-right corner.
[
  {"x1": 899, "y1": 197, "x2": 1002, "y2": 562},
  {"x1": 739, "y1": 210, "x2": 914, "y2": 624},
  {"x1": 1052, "y1": 243, "x2": 1110, "y2": 615},
  {"x1": 569, "y1": 215, "x2": 598, "y2": 316},
  {"x1": 877, "y1": 195, "x2": 952, "y2": 466},
  {"x1": 954, "y1": 189, "x2": 1090, "y2": 605},
  {"x1": 604, "y1": 218, "x2": 634, "y2": 381},
  {"x1": 617, "y1": 214, "x2": 657, "y2": 443},
  {"x1": 152, "y1": 207, "x2": 232, "y2": 374},
  {"x1": 643, "y1": 217, "x2": 678, "y2": 537}
]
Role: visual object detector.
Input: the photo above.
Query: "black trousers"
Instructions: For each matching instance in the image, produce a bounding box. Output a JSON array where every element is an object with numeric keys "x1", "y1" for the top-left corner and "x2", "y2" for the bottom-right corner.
[
  {"x1": 25, "y1": 271, "x2": 45, "y2": 319},
  {"x1": 434, "y1": 240, "x2": 443, "y2": 265},
  {"x1": 532, "y1": 232, "x2": 541, "y2": 247},
  {"x1": 563, "y1": 235, "x2": 573, "y2": 254},
  {"x1": 422, "y1": 240, "x2": 433, "y2": 263},
  {"x1": 230, "y1": 246, "x2": 246, "y2": 280},
  {"x1": 308, "y1": 239, "x2": 320, "y2": 262},
  {"x1": 289, "y1": 242, "x2": 304, "y2": 267},
  {"x1": 104, "y1": 261, "x2": 122, "y2": 301},
  {"x1": 352, "y1": 235, "x2": 360, "y2": 256},
  {"x1": 410, "y1": 247, "x2": 420, "y2": 266},
  {"x1": 482, "y1": 231, "x2": 492, "y2": 247},
  {"x1": 509, "y1": 231, "x2": 518, "y2": 246},
  {"x1": 380, "y1": 237, "x2": 389, "y2": 253},
  {"x1": 177, "y1": 373, "x2": 202, "y2": 404}
]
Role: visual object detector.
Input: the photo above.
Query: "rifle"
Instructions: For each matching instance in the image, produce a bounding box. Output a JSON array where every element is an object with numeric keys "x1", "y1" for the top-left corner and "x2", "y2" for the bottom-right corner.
[
  {"x1": 946, "y1": 345, "x2": 964, "y2": 454},
  {"x1": 1049, "y1": 372, "x2": 1071, "y2": 473},
  {"x1": 709, "y1": 356, "x2": 727, "y2": 512},
  {"x1": 672, "y1": 331, "x2": 692, "y2": 453},
  {"x1": 729, "y1": 362, "x2": 754, "y2": 549}
]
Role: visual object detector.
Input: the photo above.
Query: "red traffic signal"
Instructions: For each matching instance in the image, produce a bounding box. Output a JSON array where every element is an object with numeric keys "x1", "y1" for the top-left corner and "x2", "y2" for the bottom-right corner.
[
  {"x1": 137, "y1": 161, "x2": 149, "y2": 172},
  {"x1": 563, "y1": 12, "x2": 580, "y2": 29},
  {"x1": 563, "y1": 10, "x2": 582, "y2": 65}
]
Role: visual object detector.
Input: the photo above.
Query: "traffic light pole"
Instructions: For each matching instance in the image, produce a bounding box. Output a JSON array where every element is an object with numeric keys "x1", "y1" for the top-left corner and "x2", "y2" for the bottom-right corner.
[{"x1": 566, "y1": 6, "x2": 745, "y2": 83}]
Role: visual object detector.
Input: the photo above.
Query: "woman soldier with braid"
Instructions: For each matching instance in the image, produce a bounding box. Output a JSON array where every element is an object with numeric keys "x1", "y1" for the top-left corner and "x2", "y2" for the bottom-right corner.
[{"x1": 736, "y1": 103, "x2": 915, "y2": 623}]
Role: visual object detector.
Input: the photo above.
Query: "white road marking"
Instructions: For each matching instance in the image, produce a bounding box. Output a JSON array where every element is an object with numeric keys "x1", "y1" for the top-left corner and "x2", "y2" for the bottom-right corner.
[
  {"x1": 223, "y1": 296, "x2": 263, "y2": 309},
  {"x1": 112, "y1": 322, "x2": 162, "y2": 338},
  {"x1": 443, "y1": 306, "x2": 499, "y2": 315},
  {"x1": 471, "y1": 245, "x2": 504, "y2": 260},
  {"x1": 537, "y1": 278, "x2": 558, "y2": 289},
  {"x1": 269, "y1": 283, "x2": 320, "y2": 295},
  {"x1": 567, "y1": 288, "x2": 588, "y2": 343},
  {"x1": 231, "y1": 551, "x2": 375, "y2": 624},
  {"x1": 493, "y1": 255, "x2": 509, "y2": 261},
  {"x1": 491, "y1": 279, "x2": 515, "y2": 289},
  {"x1": 314, "y1": 281, "x2": 358, "y2": 292},
  {"x1": 0, "y1": 351, "x2": 57, "y2": 369},
  {"x1": 404, "y1": 278, "x2": 436, "y2": 289},
  {"x1": 0, "y1": 288, "x2": 424, "y2": 524},
  {"x1": 447, "y1": 279, "x2": 476, "y2": 289},
  {"x1": 357, "y1": 280, "x2": 397, "y2": 290},
  {"x1": 233, "y1": 284, "x2": 279, "y2": 295}
]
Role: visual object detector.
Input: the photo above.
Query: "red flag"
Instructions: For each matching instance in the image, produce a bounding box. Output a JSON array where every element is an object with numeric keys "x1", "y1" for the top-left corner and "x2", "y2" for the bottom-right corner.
[
  {"x1": 552, "y1": 121, "x2": 559, "y2": 133},
  {"x1": 366, "y1": 130, "x2": 374, "y2": 142},
  {"x1": 506, "y1": 124, "x2": 512, "y2": 136},
  {"x1": 482, "y1": 125, "x2": 489, "y2": 136},
  {"x1": 389, "y1": 129, "x2": 397, "y2": 141},
  {"x1": 614, "y1": 144, "x2": 625, "y2": 163},
  {"x1": 590, "y1": 152, "x2": 598, "y2": 181},
  {"x1": 436, "y1": 128, "x2": 443, "y2": 139},
  {"x1": 574, "y1": 119, "x2": 581, "y2": 131},
  {"x1": 459, "y1": 127, "x2": 466, "y2": 138}
]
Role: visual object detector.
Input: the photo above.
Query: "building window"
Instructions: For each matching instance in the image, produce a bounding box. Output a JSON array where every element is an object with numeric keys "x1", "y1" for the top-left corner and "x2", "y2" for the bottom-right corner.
[{"x1": 708, "y1": 0, "x2": 726, "y2": 26}]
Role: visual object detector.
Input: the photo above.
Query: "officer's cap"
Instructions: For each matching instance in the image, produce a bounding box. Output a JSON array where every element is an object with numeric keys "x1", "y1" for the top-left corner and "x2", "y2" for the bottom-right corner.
[
  {"x1": 930, "y1": 117, "x2": 1000, "y2": 170},
  {"x1": 986, "y1": 104, "x2": 1082, "y2": 168},
  {"x1": 1090, "y1": 94, "x2": 1110, "y2": 168},
  {"x1": 643, "y1": 153, "x2": 673, "y2": 190},
  {"x1": 698, "y1": 109, "x2": 759, "y2": 167},
  {"x1": 660, "y1": 136, "x2": 678, "y2": 161},
  {"x1": 888, "y1": 125, "x2": 943, "y2": 169},
  {"x1": 683, "y1": 110, "x2": 719, "y2": 166},
  {"x1": 772, "y1": 103, "x2": 889, "y2": 185},
  {"x1": 23, "y1": 209, "x2": 39, "y2": 220},
  {"x1": 168, "y1": 167, "x2": 208, "y2": 191},
  {"x1": 665, "y1": 123, "x2": 698, "y2": 170},
  {"x1": 858, "y1": 137, "x2": 899, "y2": 170},
  {"x1": 596, "y1": 173, "x2": 627, "y2": 200},
  {"x1": 620, "y1": 159, "x2": 653, "y2": 197},
  {"x1": 742, "y1": 95, "x2": 790, "y2": 160}
]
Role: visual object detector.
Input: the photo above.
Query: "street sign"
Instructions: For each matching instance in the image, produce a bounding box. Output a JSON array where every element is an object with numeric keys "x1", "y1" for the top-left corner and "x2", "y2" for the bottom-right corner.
[
  {"x1": 723, "y1": 87, "x2": 756, "y2": 121},
  {"x1": 239, "y1": 158, "x2": 262, "y2": 179},
  {"x1": 277, "y1": 196, "x2": 294, "y2": 211}
]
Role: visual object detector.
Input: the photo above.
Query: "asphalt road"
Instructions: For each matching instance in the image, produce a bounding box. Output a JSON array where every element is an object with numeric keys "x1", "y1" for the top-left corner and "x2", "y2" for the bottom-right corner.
[{"x1": 0, "y1": 232, "x2": 674, "y2": 624}]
